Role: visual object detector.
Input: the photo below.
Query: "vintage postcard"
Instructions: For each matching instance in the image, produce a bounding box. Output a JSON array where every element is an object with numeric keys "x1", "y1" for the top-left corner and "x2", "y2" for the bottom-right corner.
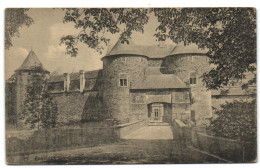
[{"x1": 5, "y1": 8, "x2": 256, "y2": 164}]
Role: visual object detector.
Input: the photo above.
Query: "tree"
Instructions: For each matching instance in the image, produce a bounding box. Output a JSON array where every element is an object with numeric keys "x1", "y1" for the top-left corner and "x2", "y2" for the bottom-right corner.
[
  {"x1": 40, "y1": 93, "x2": 58, "y2": 129},
  {"x1": 61, "y1": 8, "x2": 256, "y2": 89},
  {"x1": 60, "y1": 8, "x2": 149, "y2": 56},
  {"x1": 19, "y1": 72, "x2": 58, "y2": 129},
  {"x1": 210, "y1": 98, "x2": 256, "y2": 142},
  {"x1": 5, "y1": 8, "x2": 34, "y2": 49},
  {"x1": 153, "y1": 8, "x2": 256, "y2": 90}
]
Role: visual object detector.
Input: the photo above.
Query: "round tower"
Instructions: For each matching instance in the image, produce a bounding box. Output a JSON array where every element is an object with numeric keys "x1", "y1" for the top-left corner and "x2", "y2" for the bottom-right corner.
[
  {"x1": 15, "y1": 50, "x2": 49, "y2": 126},
  {"x1": 102, "y1": 40, "x2": 148, "y2": 123},
  {"x1": 164, "y1": 43, "x2": 212, "y2": 125}
]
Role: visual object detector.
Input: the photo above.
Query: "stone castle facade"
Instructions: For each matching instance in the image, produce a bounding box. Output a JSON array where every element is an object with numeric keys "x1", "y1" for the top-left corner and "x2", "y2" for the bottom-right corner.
[{"x1": 6, "y1": 40, "x2": 253, "y2": 128}]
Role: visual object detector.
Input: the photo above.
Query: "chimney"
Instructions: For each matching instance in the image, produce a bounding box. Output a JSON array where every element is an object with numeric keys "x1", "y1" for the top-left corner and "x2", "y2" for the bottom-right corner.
[
  {"x1": 63, "y1": 73, "x2": 70, "y2": 92},
  {"x1": 79, "y1": 70, "x2": 85, "y2": 93}
]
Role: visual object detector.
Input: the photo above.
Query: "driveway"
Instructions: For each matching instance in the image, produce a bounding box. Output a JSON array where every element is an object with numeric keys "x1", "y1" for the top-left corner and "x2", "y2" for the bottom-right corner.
[
  {"x1": 123, "y1": 126, "x2": 173, "y2": 140},
  {"x1": 7, "y1": 126, "x2": 224, "y2": 164}
]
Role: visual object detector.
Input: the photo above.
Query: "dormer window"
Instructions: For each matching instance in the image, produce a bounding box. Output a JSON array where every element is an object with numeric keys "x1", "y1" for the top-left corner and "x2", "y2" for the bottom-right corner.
[{"x1": 190, "y1": 72, "x2": 197, "y2": 84}]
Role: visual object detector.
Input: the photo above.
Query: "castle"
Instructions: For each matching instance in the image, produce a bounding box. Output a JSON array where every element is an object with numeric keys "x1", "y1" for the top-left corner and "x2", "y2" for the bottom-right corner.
[{"x1": 6, "y1": 40, "x2": 254, "y2": 128}]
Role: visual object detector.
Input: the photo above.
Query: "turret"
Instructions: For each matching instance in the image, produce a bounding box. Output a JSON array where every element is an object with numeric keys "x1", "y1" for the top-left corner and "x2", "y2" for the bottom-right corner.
[
  {"x1": 164, "y1": 43, "x2": 212, "y2": 125},
  {"x1": 102, "y1": 40, "x2": 148, "y2": 123},
  {"x1": 15, "y1": 50, "x2": 49, "y2": 126}
]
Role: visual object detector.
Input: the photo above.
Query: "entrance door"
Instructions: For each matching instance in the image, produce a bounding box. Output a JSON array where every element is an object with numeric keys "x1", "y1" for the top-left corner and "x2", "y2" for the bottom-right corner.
[{"x1": 150, "y1": 103, "x2": 164, "y2": 122}]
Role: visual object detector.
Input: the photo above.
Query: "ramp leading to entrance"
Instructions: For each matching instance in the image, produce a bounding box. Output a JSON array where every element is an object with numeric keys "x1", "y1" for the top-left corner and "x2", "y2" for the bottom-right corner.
[{"x1": 122, "y1": 126, "x2": 174, "y2": 140}]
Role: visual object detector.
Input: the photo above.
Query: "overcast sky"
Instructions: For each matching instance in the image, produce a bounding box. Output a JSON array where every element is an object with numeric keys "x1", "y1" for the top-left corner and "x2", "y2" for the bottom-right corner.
[{"x1": 5, "y1": 8, "x2": 175, "y2": 79}]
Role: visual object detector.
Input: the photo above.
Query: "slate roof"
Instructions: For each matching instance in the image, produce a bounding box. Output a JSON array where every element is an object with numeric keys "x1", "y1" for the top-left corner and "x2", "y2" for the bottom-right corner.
[
  {"x1": 132, "y1": 74, "x2": 189, "y2": 90},
  {"x1": 16, "y1": 50, "x2": 49, "y2": 72},
  {"x1": 169, "y1": 42, "x2": 207, "y2": 55},
  {"x1": 48, "y1": 70, "x2": 102, "y2": 83},
  {"x1": 105, "y1": 39, "x2": 207, "y2": 59},
  {"x1": 105, "y1": 39, "x2": 176, "y2": 59}
]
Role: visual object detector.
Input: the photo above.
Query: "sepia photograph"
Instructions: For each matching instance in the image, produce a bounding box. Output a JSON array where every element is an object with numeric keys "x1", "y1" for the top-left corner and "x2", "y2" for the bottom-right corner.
[{"x1": 4, "y1": 7, "x2": 256, "y2": 165}]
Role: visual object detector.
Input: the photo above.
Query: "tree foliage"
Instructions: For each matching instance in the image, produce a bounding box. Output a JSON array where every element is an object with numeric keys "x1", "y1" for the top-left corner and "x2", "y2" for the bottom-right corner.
[
  {"x1": 210, "y1": 99, "x2": 256, "y2": 142},
  {"x1": 5, "y1": 8, "x2": 34, "y2": 49},
  {"x1": 153, "y1": 8, "x2": 256, "y2": 90},
  {"x1": 60, "y1": 8, "x2": 149, "y2": 56},
  {"x1": 19, "y1": 73, "x2": 58, "y2": 129},
  {"x1": 61, "y1": 8, "x2": 256, "y2": 89}
]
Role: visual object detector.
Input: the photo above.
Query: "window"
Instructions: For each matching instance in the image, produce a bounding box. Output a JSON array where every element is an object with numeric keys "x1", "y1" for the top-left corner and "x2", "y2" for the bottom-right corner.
[
  {"x1": 191, "y1": 110, "x2": 195, "y2": 122},
  {"x1": 154, "y1": 109, "x2": 159, "y2": 117},
  {"x1": 190, "y1": 72, "x2": 197, "y2": 84},
  {"x1": 119, "y1": 73, "x2": 128, "y2": 87},
  {"x1": 120, "y1": 79, "x2": 127, "y2": 87}
]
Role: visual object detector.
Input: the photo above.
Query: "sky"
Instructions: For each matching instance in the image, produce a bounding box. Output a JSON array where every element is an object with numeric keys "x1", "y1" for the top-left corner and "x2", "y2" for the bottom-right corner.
[{"x1": 5, "y1": 8, "x2": 175, "y2": 79}]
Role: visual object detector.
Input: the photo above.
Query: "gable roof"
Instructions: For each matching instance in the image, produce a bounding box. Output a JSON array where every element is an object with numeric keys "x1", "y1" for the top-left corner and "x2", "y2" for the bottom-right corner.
[
  {"x1": 132, "y1": 74, "x2": 189, "y2": 90},
  {"x1": 16, "y1": 50, "x2": 49, "y2": 72},
  {"x1": 105, "y1": 39, "x2": 176, "y2": 59}
]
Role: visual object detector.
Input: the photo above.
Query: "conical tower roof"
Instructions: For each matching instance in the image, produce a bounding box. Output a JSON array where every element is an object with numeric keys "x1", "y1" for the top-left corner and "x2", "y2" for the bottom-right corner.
[
  {"x1": 16, "y1": 50, "x2": 49, "y2": 73},
  {"x1": 170, "y1": 42, "x2": 207, "y2": 55},
  {"x1": 106, "y1": 38, "x2": 137, "y2": 56},
  {"x1": 104, "y1": 39, "x2": 176, "y2": 59}
]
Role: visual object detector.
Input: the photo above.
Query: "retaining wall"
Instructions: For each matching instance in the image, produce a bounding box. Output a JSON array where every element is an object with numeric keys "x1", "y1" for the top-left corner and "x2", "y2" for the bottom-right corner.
[
  {"x1": 6, "y1": 126, "x2": 118, "y2": 156},
  {"x1": 172, "y1": 119, "x2": 256, "y2": 162}
]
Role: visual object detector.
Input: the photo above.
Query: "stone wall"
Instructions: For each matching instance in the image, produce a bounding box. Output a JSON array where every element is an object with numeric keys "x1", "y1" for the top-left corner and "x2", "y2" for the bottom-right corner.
[
  {"x1": 6, "y1": 126, "x2": 118, "y2": 157},
  {"x1": 16, "y1": 72, "x2": 29, "y2": 126},
  {"x1": 162, "y1": 103, "x2": 172, "y2": 123},
  {"x1": 211, "y1": 95, "x2": 252, "y2": 110},
  {"x1": 130, "y1": 89, "x2": 191, "y2": 123},
  {"x1": 6, "y1": 81, "x2": 17, "y2": 127},
  {"x1": 102, "y1": 55, "x2": 148, "y2": 123},
  {"x1": 165, "y1": 55, "x2": 212, "y2": 125},
  {"x1": 130, "y1": 92, "x2": 147, "y2": 122},
  {"x1": 52, "y1": 91, "x2": 102, "y2": 124},
  {"x1": 15, "y1": 71, "x2": 49, "y2": 127},
  {"x1": 171, "y1": 90, "x2": 191, "y2": 121},
  {"x1": 148, "y1": 58, "x2": 164, "y2": 67},
  {"x1": 172, "y1": 119, "x2": 256, "y2": 162},
  {"x1": 190, "y1": 84, "x2": 212, "y2": 124}
]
